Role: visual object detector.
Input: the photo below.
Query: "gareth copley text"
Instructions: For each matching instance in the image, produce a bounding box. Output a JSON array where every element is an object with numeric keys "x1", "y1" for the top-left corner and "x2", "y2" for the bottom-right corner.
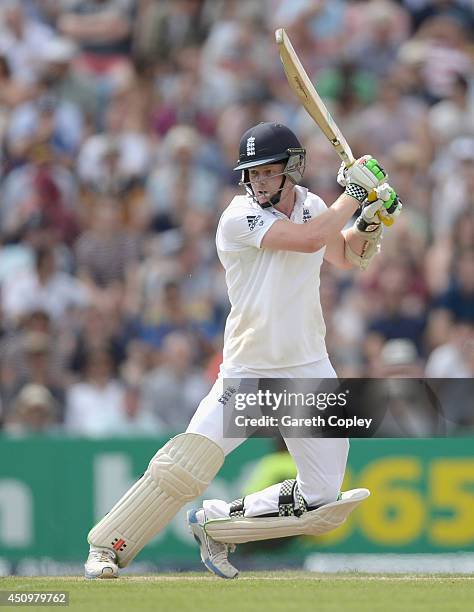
[{"x1": 234, "y1": 414, "x2": 373, "y2": 429}]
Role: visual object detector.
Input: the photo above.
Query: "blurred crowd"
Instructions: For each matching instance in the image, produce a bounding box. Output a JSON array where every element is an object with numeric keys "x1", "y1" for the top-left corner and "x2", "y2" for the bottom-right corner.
[{"x1": 0, "y1": 0, "x2": 472, "y2": 437}]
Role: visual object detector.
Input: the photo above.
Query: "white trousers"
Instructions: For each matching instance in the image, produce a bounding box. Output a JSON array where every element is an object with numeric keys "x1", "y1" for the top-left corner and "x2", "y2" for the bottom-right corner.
[{"x1": 186, "y1": 357, "x2": 349, "y2": 520}]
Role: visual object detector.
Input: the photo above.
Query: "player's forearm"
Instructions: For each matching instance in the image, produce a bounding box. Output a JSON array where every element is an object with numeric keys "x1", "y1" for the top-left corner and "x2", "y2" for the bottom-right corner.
[
  {"x1": 342, "y1": 226, "x2": 370, "y2": 259},
  {"x1": 342, "y1": 216, "x2": 383, "y2": 271},
  {"x1": 303, "y1": 193, "x2": 359, "y2": 251}
]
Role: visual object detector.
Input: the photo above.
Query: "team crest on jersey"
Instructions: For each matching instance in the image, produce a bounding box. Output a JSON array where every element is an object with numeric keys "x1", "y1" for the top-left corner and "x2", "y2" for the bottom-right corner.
[
  {"x1": 303, "y1": 208, "x2": 311, "y2": 223},
  {"x1": 246, "y1": 136, "x2": 256, "y2": 156},
  {"x1": 247, "y1": 215, "x2": 262, "y2": 230},
  {"x1": 218, "y1": 386, "x2": 236, "y2": 406}
]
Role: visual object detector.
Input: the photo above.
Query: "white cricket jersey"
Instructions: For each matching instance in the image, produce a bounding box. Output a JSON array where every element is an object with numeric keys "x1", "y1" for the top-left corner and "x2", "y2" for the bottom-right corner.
[{"x1": 216, "y1": 185, "x2": 328, "y2": 370}]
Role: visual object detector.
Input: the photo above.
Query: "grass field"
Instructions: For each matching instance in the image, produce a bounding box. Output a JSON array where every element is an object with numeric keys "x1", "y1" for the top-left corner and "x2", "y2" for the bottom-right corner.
[{"x1": 1, "y1": 572, "x2": 473, "y2": 612}]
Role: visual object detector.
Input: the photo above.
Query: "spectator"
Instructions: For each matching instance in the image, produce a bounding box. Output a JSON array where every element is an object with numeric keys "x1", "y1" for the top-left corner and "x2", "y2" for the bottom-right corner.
[
  {"x1": 139, "y1": 332, "x2": 210, "y2": 431},
  {"x1": 428, "y1": 74, "x2": 474, "y2": 150},
  {"x1": 415, "y1": 14, "x2": 472, "y2": 103},
  {"x1": 0, "y1": 52, "x2": 32, "y2": 133},
  {"x1": 0, "y1": 144, "x2": 80, "y2": 244},
  {"x1": 425, "y1": 210, "x2": 474, "y2": 297},
  {"x1": 145, "y1": 125, "x2": 221, "y2": 231},
  {"x1": 135, "y1": 0, "x2": 211, "y2": 64},
  {"x1": 57, "y1": 0, "x2": 136, "y2": 100},
  {"x1": 425, "y1": 319, "x2": 474, "y2": 378},
  {"x1": 354, "y1": 76, "x2": 430, "y2": 161},
  {"x1": 109, "y1": 383, "x2": 163, "y2": 436},
  {"x1": 432, "y1": 248, "x2": 474, "y2": 324},
  {"x1": 151, "y1": 69, "x2": 217, "y2": 138},
  {"x1": 38, "y1": 36, "x2": 98, "y2": 121},
  {"x1": 18, "y1": 331, "x2": 65, "y2": 407},
  {"x1": 5, "y1": 76, "x2": 84, "y2": 163},
  {"x1": 346, "y1": 2, "x2": 407, "y2": 79},
  {"x1": 134, "y1": 277, "x2": 216, "y2": 357},
  {"x1": 75, "y1": 196, "x2": 141, "y2": 310},
  {"x1": 368, "y1": 338, "x2": 425, "y2": 378},
  {"x1": 57, "y1": 0, "x2": 135, "y2": 61},
  {"x1": 364, "y1": 259, "x2": 427, "y2": 355},
  {"x1": 4, "y1": 383, "x2": 59, "y2": 435},
  {"x1": 67, "y1": 305, "x2": 127, "y2": 378},
  {"x1": 1, "y1": 245, "x2": 89, "y2": 323},
  {"x1": 0, "y1": 309, "x2": 69, "y2": 411},
  {"x1": 408, "y1": 0, "x2": 474, "y2": 38},
  {"x1": 200, "y1": 10, "x2": 268, "y2": 111},
  {"x1": 77, "y1": 97, "x2": 151, "y2": 197},
  {"x1": 0, "y1": 0, "x2": 54, "y2": 85},
  {"x1": 64, "y1": 348, "x2": 127, "y2": 437},
  {"x1": 430, "y1": 137, "x2": 474, "y2": 238},
  {"x1": 425, "y1": 247, "x2": 474, "y2": 352}
]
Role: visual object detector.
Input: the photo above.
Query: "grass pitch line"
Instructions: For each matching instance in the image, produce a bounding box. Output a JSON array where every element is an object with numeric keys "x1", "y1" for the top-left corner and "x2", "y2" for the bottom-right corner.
[
  {"x1": 2, "y1": 573, "x2": 473, "y2": 612},
  {"x1": 4, "y1": 572, "x2": 474, "y2": 583}
]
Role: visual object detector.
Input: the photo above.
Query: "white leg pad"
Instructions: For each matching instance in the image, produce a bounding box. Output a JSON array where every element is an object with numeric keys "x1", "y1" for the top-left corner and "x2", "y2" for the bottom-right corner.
[
  {"x1": 204, "y1": 488, "x2": 370, "y2": 544},
  {"x1": 88, "y1": 433, "x2": 224, "y2": 567}
]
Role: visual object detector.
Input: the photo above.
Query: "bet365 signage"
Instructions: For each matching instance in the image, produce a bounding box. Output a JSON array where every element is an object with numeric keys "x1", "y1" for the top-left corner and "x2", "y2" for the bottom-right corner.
[
  {"x1": 0, "y1": 437, "x2": 473, "y2": 560},
  {"x1": 306, "y1": 439, "x2": 474, "y2": 552}
]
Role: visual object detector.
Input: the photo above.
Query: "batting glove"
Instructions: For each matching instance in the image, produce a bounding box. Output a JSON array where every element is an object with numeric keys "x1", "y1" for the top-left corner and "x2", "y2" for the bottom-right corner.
[
  {"x1": 356, "y1": 183, "x2": 401, "y2": 232},
  {"x1": 344, "y1": 156, "x2": 388, "y2": 204},
  {"x1": 337, "y1": 162, "x2": 348, "y2": 188},
  {"x1": 374, "y1": 183, "x2": 403, "y2": 225}
]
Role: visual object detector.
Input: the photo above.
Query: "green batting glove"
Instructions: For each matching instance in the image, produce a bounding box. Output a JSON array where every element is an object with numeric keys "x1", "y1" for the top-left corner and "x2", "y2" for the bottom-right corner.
[
  {"x1": 344, "y1": 155, "x2": 388, "y2": 203},
  {"x1": 375, "y1": 183, "x2": 403, "y2": 225},
  {"x1": 364, "y1": 158, "x2": 387, "y2": 183}
]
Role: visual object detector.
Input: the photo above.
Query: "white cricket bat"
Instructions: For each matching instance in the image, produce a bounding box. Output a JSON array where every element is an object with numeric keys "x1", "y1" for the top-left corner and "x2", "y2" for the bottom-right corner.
[{"x1": 275, "y1": 28, "x2": 393, "y2": 226}]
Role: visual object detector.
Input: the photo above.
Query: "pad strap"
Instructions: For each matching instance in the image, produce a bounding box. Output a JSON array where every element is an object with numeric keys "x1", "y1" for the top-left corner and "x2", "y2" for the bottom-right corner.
[
  {"x1": 278, "y1": 479, "x2": 308, "y2": 517},
  {"x1": 229, "y1": 498, "x2": 245, "y2": 518},
  {"x1": 278, "y1": 479, "x2": 296, "y2": 516}
]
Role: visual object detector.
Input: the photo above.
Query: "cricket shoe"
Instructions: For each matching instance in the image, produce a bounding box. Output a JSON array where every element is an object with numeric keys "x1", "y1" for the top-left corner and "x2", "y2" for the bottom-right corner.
[
  {"x1": 187, "y1": 508, "x2": 239, "y2": 579},
  {"x1": 84, "y1": 546, "x2": 118, "y2": 579}
]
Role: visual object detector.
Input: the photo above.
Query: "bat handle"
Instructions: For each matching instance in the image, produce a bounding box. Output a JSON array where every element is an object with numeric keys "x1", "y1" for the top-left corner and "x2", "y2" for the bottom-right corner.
[{"x1": 367, "y1": 190, "x2": 395, "y2": 227}]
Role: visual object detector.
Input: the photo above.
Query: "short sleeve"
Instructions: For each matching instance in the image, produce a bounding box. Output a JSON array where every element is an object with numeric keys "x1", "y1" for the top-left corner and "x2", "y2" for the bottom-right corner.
[{"x1": 217, "y1": 208, "x2": 278, "y2": 251}]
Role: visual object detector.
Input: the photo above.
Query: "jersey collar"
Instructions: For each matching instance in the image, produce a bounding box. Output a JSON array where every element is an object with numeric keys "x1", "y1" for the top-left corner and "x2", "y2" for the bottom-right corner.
[
  {"x1": 290, "y1": 185, "x2": 308, "y2": 220},
  {"x1": 255, "y1": 185, "x2": 309, "y2": 219}
]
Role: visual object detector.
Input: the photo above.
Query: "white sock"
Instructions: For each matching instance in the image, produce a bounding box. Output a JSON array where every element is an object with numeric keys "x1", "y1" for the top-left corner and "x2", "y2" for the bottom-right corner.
[{"x1": 89, "y1": 544, "x2": 114, "y2": 554}]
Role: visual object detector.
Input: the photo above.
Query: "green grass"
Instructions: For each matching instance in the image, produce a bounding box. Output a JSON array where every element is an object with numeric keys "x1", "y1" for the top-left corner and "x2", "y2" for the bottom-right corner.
[{"x1": 1, "y1": 572, "x2": 473, "y2": 612}]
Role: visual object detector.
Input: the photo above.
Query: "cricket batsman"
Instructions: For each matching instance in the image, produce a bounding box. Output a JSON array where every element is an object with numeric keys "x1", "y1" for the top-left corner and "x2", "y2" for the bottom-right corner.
[{"x1": 84, "y1": 122, "x2": 401, "y2": 579}]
